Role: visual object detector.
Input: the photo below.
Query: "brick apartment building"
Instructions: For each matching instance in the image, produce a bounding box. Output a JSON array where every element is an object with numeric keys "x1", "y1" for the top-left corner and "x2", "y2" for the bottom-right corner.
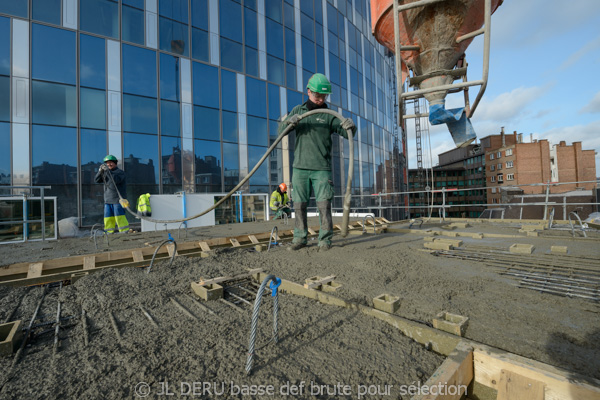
[{"x1": 408, "y1": 129, "x2": 597, "y2": 219}]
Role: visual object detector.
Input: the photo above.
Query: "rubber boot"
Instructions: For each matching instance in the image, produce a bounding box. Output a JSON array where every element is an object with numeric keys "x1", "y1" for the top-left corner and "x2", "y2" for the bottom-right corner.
[
  {"x1": 317, "y1": 200, "x2": 333, "y2": 248},
  {"x1": 291, "y1": 202, "x2": 308, "y2": 249}
]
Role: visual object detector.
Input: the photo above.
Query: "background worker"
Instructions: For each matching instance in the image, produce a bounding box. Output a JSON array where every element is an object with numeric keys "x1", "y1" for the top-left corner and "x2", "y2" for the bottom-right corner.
[
  {"x1": 270, "y1": 183, "x2": 292, "y2": 219},
  {"x1": 95, "y1": 155, "x2": 129, "y2": 233},
  {"x1": 279, "y1": 73, "x2": 356, "y2": 252}
]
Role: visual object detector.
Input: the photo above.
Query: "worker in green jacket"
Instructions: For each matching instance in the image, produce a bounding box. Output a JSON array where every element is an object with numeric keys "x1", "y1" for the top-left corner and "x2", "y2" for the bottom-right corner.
[
  {"x1": 270, "y1": 183, "x2": 291, "y2": 219},
  {"x1": 279, "y1": 73, "x2": 356, "y2": 252}
]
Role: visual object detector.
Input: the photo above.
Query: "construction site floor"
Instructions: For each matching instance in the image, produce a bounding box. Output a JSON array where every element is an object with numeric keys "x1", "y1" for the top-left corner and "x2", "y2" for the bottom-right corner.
[{"x1": 0, "y1": 217, "x2": 598, "y2": 398}]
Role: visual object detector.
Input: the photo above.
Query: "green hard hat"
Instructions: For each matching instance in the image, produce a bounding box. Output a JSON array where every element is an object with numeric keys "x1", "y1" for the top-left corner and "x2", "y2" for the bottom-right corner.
[
  {"x1": 307, "y1": 73, "x2": 332, "y2": 94},
  {"x1": 103, "y1": 154, "x2": 118, "y2": 163}
]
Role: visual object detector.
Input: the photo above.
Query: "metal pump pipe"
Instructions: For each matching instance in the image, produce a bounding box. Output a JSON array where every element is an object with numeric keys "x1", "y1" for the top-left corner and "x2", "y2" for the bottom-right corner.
[{"x1": 104, "y1": 109, "x2": 354, "y2": 236}]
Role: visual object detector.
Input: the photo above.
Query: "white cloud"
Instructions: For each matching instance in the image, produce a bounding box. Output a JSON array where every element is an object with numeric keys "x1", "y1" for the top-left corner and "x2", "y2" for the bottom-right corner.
[
  {"x1": 560, "y1": 37, "x2": 600, "y2": 71},
  {"x1": 579, "y1": 91, "x2": 600, "y2": 114},
  {"x1": 473, "y1": 85, "x2": 552, "y2": 123}
]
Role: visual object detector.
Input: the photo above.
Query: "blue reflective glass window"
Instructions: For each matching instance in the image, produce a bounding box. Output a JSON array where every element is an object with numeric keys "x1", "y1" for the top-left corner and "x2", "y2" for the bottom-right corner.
[
  {"x1": 80, "y1": 88, "x2": 106, "y2": 129},
  {"x1": 287, "y1": 90, "x2": 302, "y2": 112},
  {"x1": 192, "y1": 62, "x2": 219, "y2": 107},
  {"x1": 0, "y1": 76, "x2": 8, "y2": 122},
  {"x1": 220, "y1": 38, "x2": 243, "y2": 73},
  {"x1": 161, "y1": 136, "x2": 182, "y2": 191},
  {"x1": 329, "y1": 54, "x2": 339, "y2": 85},
  {"x1": 159, "y1": 0, "x2": 188, "y2": 23},
  {"x1": 301, "y1": 13, "x2": 314, "y2": 41},
  {"x1": 221, "y1": 70, "x2": 237, "y2": 112},
  {"x1": 32, "y1": 24, "x2": 76, "y2": 85},
  {"x1": 123, "y1": 94, "x2": 158, "y2": 134},
  {"x1": 285, "y1": 62, "x2": 296, "y2": 90},
  {"x1": 80, "y1": 35, "x2": 106, "y2": 89},
  {"x1": 80, "y1": 0, "x2": 118, "y2": 39},
  {"x1": 268, "y1": 84, "x2": 280, "y2": 120},
  {"x1": 266, "y1": 19, "x2": 284, "y2": 59},
  {"x1": 247, "y1": 116, "x2": 267, "y2": 146},
  {"x1": 269, "y1": 119, "x2": 279, "y2": 141},
  {"x1": 0, "y1": 0, "x2": 27, "y2": 18},
  {"x1": 32, "y1": 81, "x2": 77, "y2": 127},
  {"x1": 0, "y1": 17, "x2": 8, "y2": 76},
  {"x1": 302, "y1": 38, "x2": 315, "y2": 73},
  {"x1": 124, "y1": 132, "x2": 159, "y2": 185},
  {"x1": 32, "y1": 0, "x2": 61, "y2": 25},
  {"x1": 222, "y1": 111, "x2": 238, "y2": 143},
  {"x1": 191, "y1": 28, "x2": 209, "y2": 62},
  {"x1": 195, "y1": 139, "x2": 221, "y2": 193},
  {"x1": 315, "y1": 0, "x2": 323, "y2": 24},
  {"x1": 284, "y1": 28, "x2": 295, "y2": 64},
  {"x1": 300, "y1": 0, "x2": 313, "y2": 18},
  {"x1": 244, "y1": 8, "x2": 258, "y2": 49},
  {"x1": 283, "y1": 2, "x2": 294, "y2": 29},
  {"x1": 160, "y1": 53, "x2": 180, "y2": 101},
  {"x1": 248, "y1": 145, "x2": 268, "y2": 185},
  {"x1": 315, "y1": 23, "x2": 324, "y2": 47},
  {"x1": 223, "y1": 142, "x2": 239, "y2": 191},
  {"x1": 327, "y1": 3, "x2": 337, "y2": 34},
  {"x1": 123, "y1": 44, "x2": 157, "y2": 97},
  {"x1": 245, "y1": 0, "x2": 256, "y2": 10},
  {"x1": 159, "y1": 17, "x2": 189, "y2": 57},
  {"x1": 246, "y1": 77, "x2": 266, "y2": 118},
  {"x1": 123, "y1": 0, "x2": 143, "y2": 8},
  {"x1": 267, "y1": 56, "x2": 284, "y2": 86},
  {"x1": 32, "y1": 125, "x2": 77, "y2": 184},
  {"x1": 122, "y1": 5, "x2": 145, "y2": 45},
  {"x1": 0, "y1": 123, "x2": 9, "y2": 184},
  {"x1": 160, "y1": 100, "x2": 180, "y2": 137},
  {"x1": 337, "y1": 12, "x2": 345, "y2": 40},
  {"x1": 316, "y1": 45, "x2": 324, "y2": 72},
  {"x1": 81, "y1": 129, "x2": 107, "y2": 166},
  {"x1": 220, "y1": 0, "x2": 242, "y2": 42},
  {"x1": 245, "y1": 47, "x2": 259, "y2": 78},
  {"x1": 193, "y1": 106, "x2": 220, "y2": 140},
  {"x1": 192, "y1": 0, "x2": 208, "y2": 30},
  {"x1": 265, "y1": 0, "x2": 282, "y2": 23},
  {"x1": 328, "y1": 32, "x2": 338, "y2": 57}
]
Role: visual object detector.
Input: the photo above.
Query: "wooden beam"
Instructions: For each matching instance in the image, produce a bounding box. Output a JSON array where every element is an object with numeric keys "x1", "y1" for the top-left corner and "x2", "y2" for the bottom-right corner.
[
  {"x1": 414, "y1": 340, "x2": 473, "y2": 400},
  {"x1": 193, "y1": 268, "x2": 264, "y2": 287},
  {"x1": 248, "y1": 235, "x2": 259, "y2": 244},
  {"x1": 199, "y1": 241, "x2": 211, "y2": 252},
  {"x1": 230, "y1": 238, "x2": 241, "y2": 247},
  {"x1": 27, "y1": 263, "x2": 43, "y2": 279},
  {"x1": 307, "y1": 228, "x2": 317, "y2": 235},
  {"x1": 474, "y1": 345, "x2": 600, "y2": 400},
  {"x1": 497, "y1": 369, "x2": 544, "y2": 400},
  {"x1": 131, "y1": 251, "x2": 144, "y2": 263},
  {"x1": 304, "y1": 275, "x2": 336, "y2": 290},
  {"x1": 83, "y1": 256, "x2": 96, "y2": 270}
]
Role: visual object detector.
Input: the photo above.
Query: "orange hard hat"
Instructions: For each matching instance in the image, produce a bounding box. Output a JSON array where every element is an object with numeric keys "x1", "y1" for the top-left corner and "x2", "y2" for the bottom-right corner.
[{"x1": 278, "y1": 183, "x2": 287, "y2": 192}]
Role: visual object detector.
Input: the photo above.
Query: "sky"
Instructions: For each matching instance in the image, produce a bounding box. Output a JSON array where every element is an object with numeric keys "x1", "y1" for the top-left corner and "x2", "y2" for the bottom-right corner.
[{"x1": 402, "y1": 0, "x2": 600, "y2": 177}]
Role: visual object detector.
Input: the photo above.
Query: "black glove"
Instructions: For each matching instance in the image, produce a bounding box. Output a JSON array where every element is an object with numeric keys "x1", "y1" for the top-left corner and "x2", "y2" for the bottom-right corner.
[
  {"x1": 285, "y1": 202, "x2": 291, "y2": 208},
  {"x1": 99, "y1": 164, "x2": 108, "y2": 172},
  {"x1": 286, "y1": 114, "x2": 301, "y2": 127},
  {"x1": 341, "y1": 118, "x2": 355, "y2": 132},
  {"x1": 274, "y1": 201, "x2": 280, "y2": 207}
]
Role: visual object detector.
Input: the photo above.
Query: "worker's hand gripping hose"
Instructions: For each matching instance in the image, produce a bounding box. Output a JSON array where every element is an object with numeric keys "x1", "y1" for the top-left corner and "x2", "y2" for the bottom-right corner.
[{"x1": 103, "y1": 109, "x2": 354, "y2": 231}]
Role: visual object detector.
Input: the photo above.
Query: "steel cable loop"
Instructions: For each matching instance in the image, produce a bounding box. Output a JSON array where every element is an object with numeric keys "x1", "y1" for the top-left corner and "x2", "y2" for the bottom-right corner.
[
  {"x1": 245, "y1": 275, "x2": 282, "y2": 375},
  {"x1": 146, "y1": 239, "x2": 177, "y2": 274},
  {"x1": 100, "y1": 109, "x2": 353, "y2": 227},
  {"x1": 92, "y1": 228, "x2": 109, "y2": 250}
]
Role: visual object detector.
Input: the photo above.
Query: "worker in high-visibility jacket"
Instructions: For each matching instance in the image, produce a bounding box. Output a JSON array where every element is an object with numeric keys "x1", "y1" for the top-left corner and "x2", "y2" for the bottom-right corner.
[
  {"x1": 270, "y1": 183, "x2": 291, "y2": 219},
  {"x1": 94, "y1": 155, "x2": 129, "y2": 233},
  {"x1": 137, "y1": 193, "x2": 152, "y2": 216}
]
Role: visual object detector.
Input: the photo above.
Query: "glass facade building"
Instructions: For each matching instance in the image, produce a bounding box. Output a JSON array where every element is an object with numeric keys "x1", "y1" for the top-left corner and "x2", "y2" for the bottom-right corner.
[{"x1": 0, "y1": 0, "x2": 404, "y2": 226}]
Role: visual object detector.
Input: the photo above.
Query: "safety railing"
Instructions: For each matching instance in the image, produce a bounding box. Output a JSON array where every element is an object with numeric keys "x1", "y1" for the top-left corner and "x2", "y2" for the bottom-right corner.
[{"x1": 0, "y1": 186, "x2": 57, "y2": 244}]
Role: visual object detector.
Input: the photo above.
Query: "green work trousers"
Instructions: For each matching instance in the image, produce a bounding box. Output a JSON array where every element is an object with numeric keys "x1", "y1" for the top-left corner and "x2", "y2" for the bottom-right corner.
[{"x1": 291, "y1": 168, "x2": 334, "y2": 246}]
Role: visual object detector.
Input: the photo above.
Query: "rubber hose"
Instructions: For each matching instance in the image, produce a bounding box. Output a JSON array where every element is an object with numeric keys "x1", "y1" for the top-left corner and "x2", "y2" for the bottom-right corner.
[{"x1": 105, "y1": 109, "x2": 354, "y2": 229}]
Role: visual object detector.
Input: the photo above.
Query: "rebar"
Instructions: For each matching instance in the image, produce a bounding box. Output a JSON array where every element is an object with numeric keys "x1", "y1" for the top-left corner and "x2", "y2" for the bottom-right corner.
[
  {"x1": 146, "y1": 239, "x2": 177, "y2": 273},
  {"x1": 139, "y1": 305, "x2": 159, "y2": 328},
  {"x1": 92, "y1": 228, "x2": 109, "y2": 250},
  {"x1": 362, "y1": 214, "x2": 376, "y2": 234},
  {"x1": 81, "y1": 309, "x2": 89, "y2": 346},
  {"x1": 267, "y1": 226, "x2": 278, "y2": 252},
  {"x1": 219, "y1": 298, "x2": 244, "y2": 312},
  {"x1": 245, "y1": 275, "x2": 282, "y2": 375},
  {"x1": 183, "y1": 294, "x2": 216, "y2": 315},
  {"x1": 409, "y1": 218, "x2": 424, "y2": 229},
  {"x1": 53, "y1": 282, "x2": 63, "y2": 355},
  {"x1": 177, "y1": 222, "x2": 188, "y2": 240},
  {"x1": 109, "y1": 311, "x2": 122, "y2": 342},
  {"x1": 282, "y1": 212, "x2": 288, "y2": 225},
  {"x1": 11, "y1": 285, "x2": 47, "y2": 369},
  {"x1": 226, "y1": 290, "x2": 252, "y2": 305},
  {"x1": 568, "y1": 211, "x2": 587, "y2": 238},
  {"x1": 170, "y1": 297, "x2": 197, "y2": 320}
]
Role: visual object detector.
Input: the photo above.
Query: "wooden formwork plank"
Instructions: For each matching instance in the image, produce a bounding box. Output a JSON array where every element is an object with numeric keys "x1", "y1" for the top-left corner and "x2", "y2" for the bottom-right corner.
[
  {"x1": 193, "y1": 268, "x2": 264, "y2": 287},
  {"x1": 248, "y1": 235, "x2": 259, "y2": 244},
  {"x1": 230, "y1": 238, "x2": 241, "y2": 247},
  {"x1": 413, "y1": 340, "x2": 473, "y2": 400},
  {"x1": 131, "y1": 251, "x2": 144, "y2": 263},
  {"x1": 307, "y1": 228, "x2": 317, "y2": 235},
  {"x1": 167, "y1": 243, "x2": 178, "y2": 256},
  {"x1": 304, "y1": 275, "x2": 336, "y2": 290},
  {"x1": 198, "y1": 242, "x2": 211, "y2": 252},
  {"x1": 497, "y1": 369, "x2": 544, "y2": 400},
  {"x1": 473, "y1": 346, "x2": 600, "y2": 400},
  {"x1": 83, "y1": 256, "x2": 96, "y2": 270},
  {"x1": 27, "y1": 263, "x2": 43, "y2": 278}
]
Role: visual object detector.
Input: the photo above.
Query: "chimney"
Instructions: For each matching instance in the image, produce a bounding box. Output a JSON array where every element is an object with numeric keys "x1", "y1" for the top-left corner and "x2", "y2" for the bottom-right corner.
[
  {"x1": 501, "y1": 127, "x2": 505, "y2": 147},
  {"x1": 559, "y1": 141, "x2": 566, "y2": 146},
  {"x1": 517, "y1": 133, "x2": 523, "y2": 143}
]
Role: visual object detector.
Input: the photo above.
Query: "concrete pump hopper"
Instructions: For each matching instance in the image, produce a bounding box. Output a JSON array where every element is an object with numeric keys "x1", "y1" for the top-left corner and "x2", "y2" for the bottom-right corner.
[{"x1": 371, "y1": 0, "x2": 503, "y2": 147}]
